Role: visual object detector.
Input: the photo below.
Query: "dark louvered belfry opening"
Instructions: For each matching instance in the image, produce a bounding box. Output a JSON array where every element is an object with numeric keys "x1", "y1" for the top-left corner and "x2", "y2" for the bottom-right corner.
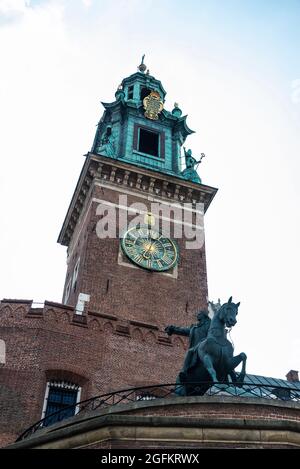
[
  {"x1": 140, "y1": 87, "x2": 151, "y2": 101},
  {"x1": 138, "y1": 128, "x2": 159, "y2": 157}
]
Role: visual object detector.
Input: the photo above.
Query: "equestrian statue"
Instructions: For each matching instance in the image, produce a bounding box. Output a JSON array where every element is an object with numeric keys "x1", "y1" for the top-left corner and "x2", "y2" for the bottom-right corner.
[{"x1": 165, "y1": 297, "x2": 247, "y2": 396}]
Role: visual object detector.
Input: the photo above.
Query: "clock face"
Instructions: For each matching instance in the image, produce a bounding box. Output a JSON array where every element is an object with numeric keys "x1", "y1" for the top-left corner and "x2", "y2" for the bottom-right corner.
[{"x1": 121, "y1": 226, "x2": 179, "y2": 272}]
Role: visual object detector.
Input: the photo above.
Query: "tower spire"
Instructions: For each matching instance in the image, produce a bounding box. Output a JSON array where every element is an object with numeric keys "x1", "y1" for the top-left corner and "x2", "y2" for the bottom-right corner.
[{"x1": 138, "y1": 54, "x2": 147, "y2": 73}]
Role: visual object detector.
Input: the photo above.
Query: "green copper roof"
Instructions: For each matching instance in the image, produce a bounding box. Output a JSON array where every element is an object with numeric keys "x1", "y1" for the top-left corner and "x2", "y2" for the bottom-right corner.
[
  {"x1": 90, "y1": 64, "x2": 206, "y2": 184},
  {"x1": 211, "y1": 373, "x2": 300, "y2": 400}
]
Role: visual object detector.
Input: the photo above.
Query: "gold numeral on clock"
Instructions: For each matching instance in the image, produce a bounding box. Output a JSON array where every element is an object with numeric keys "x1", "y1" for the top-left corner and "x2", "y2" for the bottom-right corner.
[
  {"x1": 164, "y1": 242, "x2": 173, "y2": 248},
  {"x1": 125, "y1": 239, "x2": 134, "y2": 246},
  {"x1": 133, "y1": 254, "x2": 143, "y2": 264},
  {"x1": 162, "y1": 254, "x2": 172, "y2": 265},
  {"x1": 138, "y1": 229, "x2": 146, "y2": 237}
]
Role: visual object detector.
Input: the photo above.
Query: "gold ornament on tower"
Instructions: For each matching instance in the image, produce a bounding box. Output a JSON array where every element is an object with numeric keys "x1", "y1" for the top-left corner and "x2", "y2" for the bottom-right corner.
[{"x1": 143, "y1": 91, "x2": 164, "y2": 120}]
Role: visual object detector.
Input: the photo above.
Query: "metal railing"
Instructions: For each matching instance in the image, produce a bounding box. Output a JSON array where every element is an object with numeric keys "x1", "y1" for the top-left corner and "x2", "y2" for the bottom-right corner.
[{"x1": 16, "y1": 381, "x2": 300, "y2": 442}]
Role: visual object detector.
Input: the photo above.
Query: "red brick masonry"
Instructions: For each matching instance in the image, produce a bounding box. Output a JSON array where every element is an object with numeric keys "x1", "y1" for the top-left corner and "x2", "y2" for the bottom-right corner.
[{"x1": 0, "y1": 299, "x2": 188, "y2": 446}]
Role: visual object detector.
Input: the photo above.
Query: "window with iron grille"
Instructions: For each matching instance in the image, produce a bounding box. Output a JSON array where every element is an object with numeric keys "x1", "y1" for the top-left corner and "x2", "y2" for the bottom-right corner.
[
  {"x1": 135, "y1": 392, "x2": 157, "y2": 401},
  {"x1": 42, "y1": 381, "x2": 80, "y2": 427}
]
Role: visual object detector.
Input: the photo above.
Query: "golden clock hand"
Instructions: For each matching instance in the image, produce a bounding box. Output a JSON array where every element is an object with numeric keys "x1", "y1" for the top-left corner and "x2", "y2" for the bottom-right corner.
[{"x1": 143, "y1": 242, "x2": 153, "y2": 259}]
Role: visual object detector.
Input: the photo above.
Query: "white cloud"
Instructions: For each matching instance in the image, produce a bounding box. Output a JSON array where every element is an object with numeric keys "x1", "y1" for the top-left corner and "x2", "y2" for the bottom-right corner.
[
  {"x1": 81, "y1": 0, "x2": 92, "y2": 7},
  {"x1": 0, "y1": 0, "x2": 29, "y2": 12},
  {"x1": 0, "y1": 0, "x2": 30, "y2": 21}
]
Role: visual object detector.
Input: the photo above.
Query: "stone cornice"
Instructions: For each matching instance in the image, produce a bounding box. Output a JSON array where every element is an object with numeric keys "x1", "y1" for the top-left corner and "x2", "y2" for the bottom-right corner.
[{"x1": 57, "y1": 153, "x2": 218, "y2": 247}]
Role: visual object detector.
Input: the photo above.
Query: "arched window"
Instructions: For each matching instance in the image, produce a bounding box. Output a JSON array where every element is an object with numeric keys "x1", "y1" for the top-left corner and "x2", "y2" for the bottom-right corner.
[{"x1": 41, "y1": 380, "x2": 81, "y2": 427}]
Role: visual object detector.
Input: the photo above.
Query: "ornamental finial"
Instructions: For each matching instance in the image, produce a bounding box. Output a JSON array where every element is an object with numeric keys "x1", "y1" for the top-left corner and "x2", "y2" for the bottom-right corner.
[
  {"x1": 172, "y1": 102, "x2": 182, "y2": 117},
  {"x1": 138, "y1": 54, "x2": 147, "y2": 73}
]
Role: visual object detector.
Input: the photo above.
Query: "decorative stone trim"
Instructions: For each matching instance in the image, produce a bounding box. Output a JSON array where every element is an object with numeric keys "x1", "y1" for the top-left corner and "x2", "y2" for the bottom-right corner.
[
  {"x1": 58, "y1": 153, "x2": 217, "y2": 247},
  {"x1": 0, "y1": 300, "x2": 183, "y2": 348}
]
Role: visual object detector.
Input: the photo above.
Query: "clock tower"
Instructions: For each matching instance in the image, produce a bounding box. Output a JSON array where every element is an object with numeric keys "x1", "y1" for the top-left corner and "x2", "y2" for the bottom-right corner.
[
  {"x1": 2, "y1": 59, "x2": 300, "y2": 451},
  {"x1": 58, "y1": 58, "x2": 217, "y2": 330}
]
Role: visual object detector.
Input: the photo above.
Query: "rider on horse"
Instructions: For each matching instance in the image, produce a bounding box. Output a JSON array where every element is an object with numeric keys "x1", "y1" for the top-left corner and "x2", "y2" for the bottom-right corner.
[{"x1": 165, "y1": 311, "x2": 211, "y2": 383}]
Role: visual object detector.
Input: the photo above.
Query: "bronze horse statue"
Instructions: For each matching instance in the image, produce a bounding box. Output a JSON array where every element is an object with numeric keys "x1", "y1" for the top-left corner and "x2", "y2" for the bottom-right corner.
[{"x1": 166, "y1": 297, "x2": 247, "y2": 396}]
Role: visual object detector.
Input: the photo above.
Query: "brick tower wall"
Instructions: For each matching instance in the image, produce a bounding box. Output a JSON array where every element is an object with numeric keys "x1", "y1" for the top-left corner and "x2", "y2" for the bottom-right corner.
[{"x1": 63, "y1": 180, "x2": 208, "y2": 328}]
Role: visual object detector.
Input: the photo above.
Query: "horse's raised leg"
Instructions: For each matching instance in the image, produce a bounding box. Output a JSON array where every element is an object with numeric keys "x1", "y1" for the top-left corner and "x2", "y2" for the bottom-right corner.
[
  {"x1": 229, "y1": 353, "x2": 247, "y2": 385},
  {"x1": 238, "y1": 353, "x2": 247, "y2": 382}
]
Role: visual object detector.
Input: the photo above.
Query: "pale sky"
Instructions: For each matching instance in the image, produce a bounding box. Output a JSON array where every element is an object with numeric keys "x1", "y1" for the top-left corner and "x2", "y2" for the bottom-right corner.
[{"x1": 0, "y1": 0, "x2": 299, "y2": 380}]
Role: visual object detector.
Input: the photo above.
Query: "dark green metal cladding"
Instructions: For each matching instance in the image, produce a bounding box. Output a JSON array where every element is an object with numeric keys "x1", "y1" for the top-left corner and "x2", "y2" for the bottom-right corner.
[{"x1": 91, "y1": 67, "x2": 200, "y2": 181}]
